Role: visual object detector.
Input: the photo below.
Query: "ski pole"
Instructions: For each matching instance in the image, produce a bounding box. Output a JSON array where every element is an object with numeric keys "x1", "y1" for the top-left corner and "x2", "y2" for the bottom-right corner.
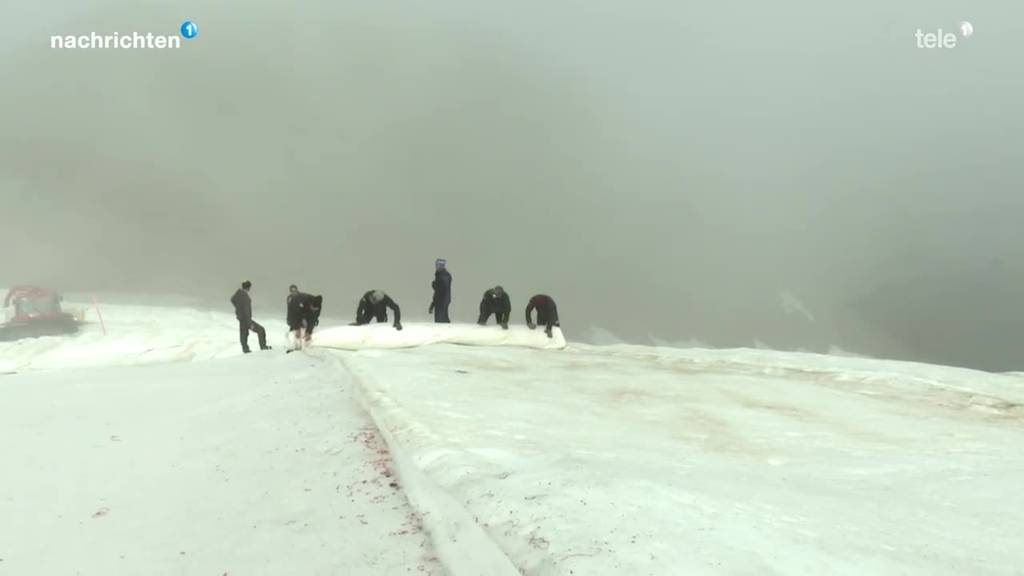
[{"x1": 92, "y1": 295, "x2": 107, "y2": 335}]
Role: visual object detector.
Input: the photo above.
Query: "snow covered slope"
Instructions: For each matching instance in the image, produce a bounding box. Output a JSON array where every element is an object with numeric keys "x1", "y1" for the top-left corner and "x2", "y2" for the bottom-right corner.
[
  {"x1": 0, "y1": 302, "x2": 250, "y2": 374},
  {"x1": 0, "y1": 349, "x2": 443, "y2": 575},
  {"x1": 342, "y1": 344, "x2": 1024, "y2": 576},
  {"x1": 0, "y1": 301, "x2": 447, "y2": 575},
  {"x1": 2, "y1": 301, "x2": 1022, "y2": 575}
]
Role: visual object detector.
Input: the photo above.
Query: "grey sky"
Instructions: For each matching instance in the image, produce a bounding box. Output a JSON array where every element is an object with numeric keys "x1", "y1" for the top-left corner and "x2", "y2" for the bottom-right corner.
[{"x1": 2, "y1": 0, "x2": 1022, "y2": 370}]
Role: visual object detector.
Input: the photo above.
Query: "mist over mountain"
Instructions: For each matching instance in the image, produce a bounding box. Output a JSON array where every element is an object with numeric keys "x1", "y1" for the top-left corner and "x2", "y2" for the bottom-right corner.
[{"x1": 2, "y1": 0, "x2": 1022, "y2": 370}]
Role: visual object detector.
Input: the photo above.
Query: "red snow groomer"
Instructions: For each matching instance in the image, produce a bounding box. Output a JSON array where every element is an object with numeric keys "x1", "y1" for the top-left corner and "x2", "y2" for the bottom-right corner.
[{"x1": 0, "y1": 286, "x2": 80, "y2": 341}]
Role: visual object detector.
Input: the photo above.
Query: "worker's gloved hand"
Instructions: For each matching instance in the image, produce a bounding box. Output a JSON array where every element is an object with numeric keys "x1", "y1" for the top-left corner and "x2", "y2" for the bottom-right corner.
[
  {"x1": 501, "y1": 323, "x2": 509, "y2": 330},
  {"x1": 428, "y1": 303, "x2": 435, "y2": 314},
  {"x1": 527, "y1": 322, "x2": 537, "y2": 330},
  {"x1": 545, "y1": 327, "x2": 553, "y2": 338},
  {"x1": 394, "y1": 322, "x2": 403, "y2": 331}
]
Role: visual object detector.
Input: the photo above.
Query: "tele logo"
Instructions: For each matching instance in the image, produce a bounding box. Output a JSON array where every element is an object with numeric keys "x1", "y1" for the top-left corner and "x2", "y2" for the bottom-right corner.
[{"x1": 916, "y1": 21, "x2": 973, "y2": 49}]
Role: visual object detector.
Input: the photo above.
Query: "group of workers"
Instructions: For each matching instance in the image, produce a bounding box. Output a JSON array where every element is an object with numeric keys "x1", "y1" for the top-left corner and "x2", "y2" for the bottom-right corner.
[
  {"x1": 428, "y1": 259, "x2": 561, "y2": 336},
  {"x1": 229, "y1": 259, "x2": 560, "y2": 354}
]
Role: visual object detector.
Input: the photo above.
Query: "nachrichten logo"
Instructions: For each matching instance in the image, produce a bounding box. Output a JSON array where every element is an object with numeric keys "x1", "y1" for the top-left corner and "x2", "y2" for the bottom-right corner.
[{"x1": 50, "y1": 21, "x2": 199, "y2": 50}]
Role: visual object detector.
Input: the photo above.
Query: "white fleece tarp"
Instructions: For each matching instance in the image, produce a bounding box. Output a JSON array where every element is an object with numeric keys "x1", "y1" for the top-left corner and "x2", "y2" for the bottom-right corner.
[{"x1": 312, "y1": 322, "x2": 567, "y2": 351}]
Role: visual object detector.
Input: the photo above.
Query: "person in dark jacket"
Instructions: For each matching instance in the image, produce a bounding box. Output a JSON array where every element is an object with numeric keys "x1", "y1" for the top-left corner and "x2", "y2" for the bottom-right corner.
[
  {"x1": 286, "y1": 285, "x2": 304, "y2": 331},
  {"x1": 478, "y1": 285, "x2": 511, "y2": 329},
  {"x1": 286, "y1": 284, "x2": 315, "y2": 352},
  {"x1": 304, "y1": 294, "x2": 323, "y2": 340},
  {"x1": 353, "y1": 290, "x2": 403, "y2": 330},
  {"x1": 231, "y1": 280, "x2": 270, "y2": 353},
  {"x1": 429, "y1": 258, "x2": 452, "y2": 323},
  {"x1": 525, "y1": 294, "x2": 560, "y2": 338}
]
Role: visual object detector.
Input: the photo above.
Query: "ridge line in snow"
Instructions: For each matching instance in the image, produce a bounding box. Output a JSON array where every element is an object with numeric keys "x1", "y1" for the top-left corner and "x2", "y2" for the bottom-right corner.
[{"x1": 329, "y1": 352, "x2": 522, "y2": 576}]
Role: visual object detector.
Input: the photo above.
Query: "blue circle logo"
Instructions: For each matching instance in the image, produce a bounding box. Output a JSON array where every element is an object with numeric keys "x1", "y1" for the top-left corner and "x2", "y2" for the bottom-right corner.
[{"x1": 180, "y1": 21, "x2": 198, "y2": 40}]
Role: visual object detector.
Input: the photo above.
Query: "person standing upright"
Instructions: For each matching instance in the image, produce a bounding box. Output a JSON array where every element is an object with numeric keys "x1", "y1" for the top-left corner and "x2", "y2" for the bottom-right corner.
[
  {"x1": 230, "y1": 280, "x2": 270, "y2": 353},
  {"x1": 429, "y1": 258, "x2": 452, "y2": 323},
  {"x1": 286, "y1": 284, "x2": 310, "y2": 352}
]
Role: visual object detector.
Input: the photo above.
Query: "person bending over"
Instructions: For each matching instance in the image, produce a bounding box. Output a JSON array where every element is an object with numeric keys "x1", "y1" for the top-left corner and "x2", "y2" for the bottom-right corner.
[
  {"x1": 478, "y1": 285, "x2": 511, "y2": 329},
  {"x1": 353, "y1": 290, "x2": 403, "y2": 331},
  {"x1": 303, "y1": 294, "x2": 323, "y2": 341},
  {"x1": 525, "y1": 294, "x2": 559, "y2": 338}
]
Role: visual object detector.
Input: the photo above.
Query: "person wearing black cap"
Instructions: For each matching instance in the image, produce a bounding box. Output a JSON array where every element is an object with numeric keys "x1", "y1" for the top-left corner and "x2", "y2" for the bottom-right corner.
[
  {"x1": 478, "y1": 286, "x2": 511, "y2": 329},
  {"x1": 428, "y1": 258, "x2": 452, "y2": 323},
  {"x1": 230, "y1": 280, "x2": 270, "y2": 353},
  {"x1": 353, "y1": 290, "x2": 403, "y2": 330},
  {"x1": 525, "y1": 294, "x2": 560, "y2": 338}
]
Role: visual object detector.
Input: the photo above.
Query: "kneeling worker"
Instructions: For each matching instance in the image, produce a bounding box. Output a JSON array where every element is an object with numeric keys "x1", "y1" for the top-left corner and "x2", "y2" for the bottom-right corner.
[
  {"x1": 478, "y1": 285, "x2": 511, "y2": 329},
  {"x1": 353, "y1": 290, "x2": 403, "y2": 331}
]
